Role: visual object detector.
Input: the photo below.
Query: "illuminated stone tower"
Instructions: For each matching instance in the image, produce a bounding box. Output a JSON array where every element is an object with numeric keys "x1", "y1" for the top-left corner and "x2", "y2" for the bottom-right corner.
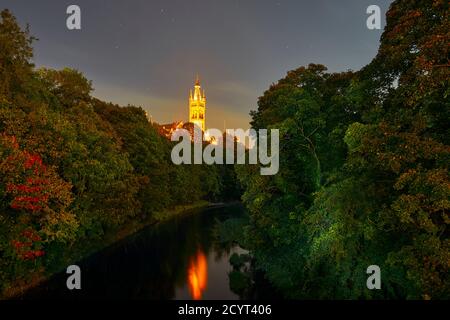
[{"x1": 189, "y1": 75, "x2": 206, "y2": 132}]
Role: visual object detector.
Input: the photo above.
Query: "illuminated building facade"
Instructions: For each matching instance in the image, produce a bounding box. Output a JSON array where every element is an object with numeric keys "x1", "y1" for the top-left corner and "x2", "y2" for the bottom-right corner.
[{"x1": 189, "y1": 76, "x2": 206, "y2": 132}]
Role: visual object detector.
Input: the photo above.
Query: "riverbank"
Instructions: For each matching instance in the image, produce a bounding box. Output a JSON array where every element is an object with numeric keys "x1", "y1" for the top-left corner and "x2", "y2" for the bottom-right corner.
[{"x1": 2, "y1": 200, "x2": 233, "y2": 299}]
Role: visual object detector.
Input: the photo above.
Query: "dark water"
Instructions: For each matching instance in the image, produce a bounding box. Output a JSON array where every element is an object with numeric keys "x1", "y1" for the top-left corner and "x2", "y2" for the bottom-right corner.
[{"x1": 23, "y1": 204, "x2": 247, "y2": 300}]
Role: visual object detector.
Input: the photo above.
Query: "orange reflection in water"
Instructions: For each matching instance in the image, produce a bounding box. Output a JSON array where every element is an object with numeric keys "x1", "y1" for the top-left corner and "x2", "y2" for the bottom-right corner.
[{"x1": 187, "y1": 250, "x2": 208, "y2": 300}]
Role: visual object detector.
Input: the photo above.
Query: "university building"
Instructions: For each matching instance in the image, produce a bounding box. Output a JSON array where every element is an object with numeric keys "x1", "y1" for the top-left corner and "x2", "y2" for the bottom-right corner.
[{"x1": 159, "y1": 76, "x2": 207, "y2": 139}]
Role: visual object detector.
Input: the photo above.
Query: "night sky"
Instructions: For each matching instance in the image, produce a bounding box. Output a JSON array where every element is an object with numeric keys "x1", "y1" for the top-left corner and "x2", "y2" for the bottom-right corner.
[{"x1": 2, "y1": 0, "x2": 392, "y2": 129}]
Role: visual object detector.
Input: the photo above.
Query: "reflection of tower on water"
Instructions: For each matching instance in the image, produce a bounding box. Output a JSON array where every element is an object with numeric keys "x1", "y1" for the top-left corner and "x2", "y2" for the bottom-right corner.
[{"x1": 187, "y1": 249, "x2": 208, "y2": 300}]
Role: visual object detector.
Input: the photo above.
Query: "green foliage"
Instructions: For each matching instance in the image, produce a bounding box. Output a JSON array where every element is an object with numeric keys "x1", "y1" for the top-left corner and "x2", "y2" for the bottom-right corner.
[
  {"x1": 237, "y1": 0, "x2": 449, "y2": 299},
  {"x1": 214, "y1": 216, "x2": 249, "y2": 247},
  {"x1": 229, "y1": 253, "x2": 251, "y2": 269},
  {"x1": 0, "y1": 9, "x2": 34, "y2": 103},
  {"x1": 229, "y1": 270, "x2": 252, "y2": 296}
]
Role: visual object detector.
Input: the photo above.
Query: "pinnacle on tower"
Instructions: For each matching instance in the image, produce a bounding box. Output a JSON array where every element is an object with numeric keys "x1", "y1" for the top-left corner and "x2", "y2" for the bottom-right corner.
[{"x1": 195, "y1": 74, "x2": 200, "y2": 86}]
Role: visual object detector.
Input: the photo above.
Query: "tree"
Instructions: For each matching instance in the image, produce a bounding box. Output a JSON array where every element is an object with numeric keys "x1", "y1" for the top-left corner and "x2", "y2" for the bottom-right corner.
[
  {"x1": 237, "y1": 0, "x2": 449, "y2": 299},
  {"x1": 0, "y1": 9, "x2": 34, "y2": 103}
]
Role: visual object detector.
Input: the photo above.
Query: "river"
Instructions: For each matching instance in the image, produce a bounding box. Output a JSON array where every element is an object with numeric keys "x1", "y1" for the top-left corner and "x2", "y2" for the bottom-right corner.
[{"x1": 23, "y1": 204, "x2": 249, "y2": 300}]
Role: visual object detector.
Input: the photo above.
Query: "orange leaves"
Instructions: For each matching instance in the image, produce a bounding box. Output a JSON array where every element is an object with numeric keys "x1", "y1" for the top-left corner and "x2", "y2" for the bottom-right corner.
[
  {"x1": 394, "y1": 168, "x2": 418, "y2": 191},
  {"x1": 10, "y1": 135, "x2": 19, "y2": 149},
  {"x1": 386, "y1": 9, "x2": 422, "y2": 41},
  {"x1": 23, "y1": 152, "x2": 45, "y2": 173},
  {"x1": 5, "y1": 151, "x2": 51, "y2": 212},
  {"x1": 360, "y1": 118, "x2": 449, "y2": 175},
  {"x1": 3, "y1": 147, "x2": 49, "y2": 213},
  {"x1": 1, "y1": 133, "x2": 78, "y2": 246},
  {"x1": 11, "y1": 228, "x2": 45, "y2": 261},
  {"x1": 21, "y1": 229, "x2": 42, "y2": 242},
  {"x1": 1, "y1": 133, "x2": 73, "y2": 214}
]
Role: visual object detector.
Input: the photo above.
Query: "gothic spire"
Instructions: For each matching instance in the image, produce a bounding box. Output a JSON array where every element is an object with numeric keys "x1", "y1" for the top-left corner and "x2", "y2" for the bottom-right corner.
[{"x1": 195, "y1": 74, "x2": 200, "y2": 86}]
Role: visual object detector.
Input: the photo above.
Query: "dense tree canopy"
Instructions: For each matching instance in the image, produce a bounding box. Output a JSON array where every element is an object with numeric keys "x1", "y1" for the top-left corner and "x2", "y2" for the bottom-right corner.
[{"x1": 237, "y1": 0, "x2": 449, "y2": 299}]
